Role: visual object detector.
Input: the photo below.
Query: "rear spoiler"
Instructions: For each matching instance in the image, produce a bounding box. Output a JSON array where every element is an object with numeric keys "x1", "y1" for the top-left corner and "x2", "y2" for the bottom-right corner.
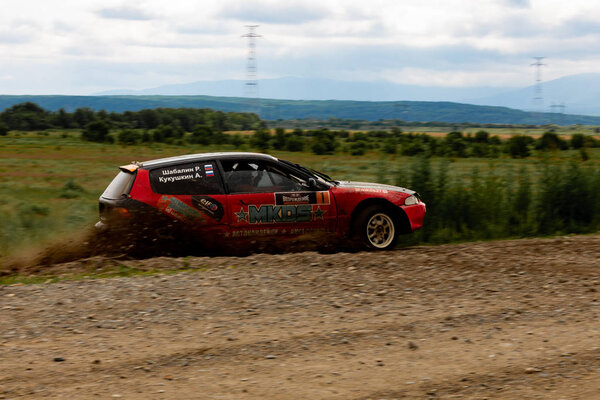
[{"x1": 119, "y1": 164, "x2": 140, "y2": 173}]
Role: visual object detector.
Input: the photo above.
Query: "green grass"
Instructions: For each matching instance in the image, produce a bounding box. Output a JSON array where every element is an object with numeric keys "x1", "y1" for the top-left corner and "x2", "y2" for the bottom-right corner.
[{"x1": 1, "y1": 128, "x2": 599, "y2": 260}]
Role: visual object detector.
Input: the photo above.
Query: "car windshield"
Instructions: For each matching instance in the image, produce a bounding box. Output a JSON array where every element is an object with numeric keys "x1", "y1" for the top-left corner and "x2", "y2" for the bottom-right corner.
[{"x1": 279, "y1": 159, "x2": 338, "y2": 186}]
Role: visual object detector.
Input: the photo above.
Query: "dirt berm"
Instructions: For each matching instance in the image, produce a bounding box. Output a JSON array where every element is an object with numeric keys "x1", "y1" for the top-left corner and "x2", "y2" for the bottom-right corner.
[{"x1": 2, "y1": 235, "x2": 600, "y2": 399}]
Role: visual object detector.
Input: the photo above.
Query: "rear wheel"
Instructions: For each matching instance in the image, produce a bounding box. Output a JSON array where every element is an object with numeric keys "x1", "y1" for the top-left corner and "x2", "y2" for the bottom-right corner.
[{"x1": 354, "y1": 205, "x2": 399, "y2": 250}]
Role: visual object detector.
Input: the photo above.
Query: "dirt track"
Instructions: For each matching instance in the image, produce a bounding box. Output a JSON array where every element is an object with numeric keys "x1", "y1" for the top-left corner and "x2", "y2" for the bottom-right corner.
[{"x1": 2, "y1": 235, "x2": 600, "y2": 399}]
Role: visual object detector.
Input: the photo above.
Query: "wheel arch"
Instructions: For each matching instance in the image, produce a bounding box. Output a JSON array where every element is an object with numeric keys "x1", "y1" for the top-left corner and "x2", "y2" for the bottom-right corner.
[{"x1": 348, "y1": 198, "x2": 412, "y2": 238}]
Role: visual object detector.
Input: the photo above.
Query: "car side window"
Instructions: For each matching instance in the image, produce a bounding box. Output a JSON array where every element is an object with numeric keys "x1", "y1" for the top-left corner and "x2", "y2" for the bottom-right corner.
[
  {"x1": 221, "y1": 160, "x2": 308, "y2": 193},
  {"x1": 149, "y1": 161, "x2": 224, "y2": 195}
]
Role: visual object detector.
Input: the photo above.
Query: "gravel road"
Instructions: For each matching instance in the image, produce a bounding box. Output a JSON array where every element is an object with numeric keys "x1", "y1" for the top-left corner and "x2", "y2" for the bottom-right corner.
[{"x1": 2, "y1": 235, "x2": 600, "y2": 399}]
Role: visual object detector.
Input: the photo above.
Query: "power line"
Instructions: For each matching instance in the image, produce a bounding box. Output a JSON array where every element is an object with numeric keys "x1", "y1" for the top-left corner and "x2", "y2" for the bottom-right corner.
[{"x1": 242, "y1": 25, "x2": 261, "y2": 115}]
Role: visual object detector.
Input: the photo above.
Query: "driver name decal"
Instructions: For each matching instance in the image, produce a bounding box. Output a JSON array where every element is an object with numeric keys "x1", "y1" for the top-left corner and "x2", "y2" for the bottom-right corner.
[{"x1": 157, "y1": 164, "x2": 207, "y2": 183}]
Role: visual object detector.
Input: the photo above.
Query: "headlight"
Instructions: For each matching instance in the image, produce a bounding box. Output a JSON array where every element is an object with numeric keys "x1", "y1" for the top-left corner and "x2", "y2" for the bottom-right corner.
[{"x1": 404, "y1": 195, "x2": 419, "y2": 205}]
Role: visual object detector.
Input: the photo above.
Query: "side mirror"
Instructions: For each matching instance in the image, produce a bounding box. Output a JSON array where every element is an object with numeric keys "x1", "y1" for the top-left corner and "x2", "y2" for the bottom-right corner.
[{"x1": 308, "y1": 178, "x2": 317, "y2": 189}]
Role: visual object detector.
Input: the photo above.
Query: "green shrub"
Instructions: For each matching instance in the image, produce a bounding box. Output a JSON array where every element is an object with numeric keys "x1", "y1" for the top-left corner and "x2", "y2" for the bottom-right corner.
[
  {"x1": 251, "y1": 129, "x2": 271, "y2": 151},
  {"x1": 230, "y1": 134, "x2": 245, "y2": 148},
  {"x1": 272, "y1": 127, "x2": 286, "y2": 150},
  {"x1": 189, "y1": 125, "x2": 213, "y2": 145},
  {"x1": 382, "y1": 138, "x2": 397, "y2": 154},
  {"x1": 311, "y1": 141, "x2": 327, "y2": 155},
  {"x1": 82, "y1": 121, "x2": 112, "y2": 143},
  {"x1": 350, "y1": 140, "x2": 368, "y2": 155},
  {"x1": 474, "y1": 130, "x2": 489, "y2": 143},
  {"x1": 17, "y1": 203, "x2": 50, "y2": 229},
  {"x1": 118, "y1": 129, "x2": 142, "y2": 145},
  {"x1": 536, "y1": 132, "x2": 568, "y2": 151},
  {"x1": 401, "y1": 141, "x2": 425, "y2": 156},
  {"x1": 141, "y1": 131, "x2": 153, "y2": 143},
  {"x1": 443, "y1": 133, "x2": 467, "y2": 157},
  {"x1": 0, "y1": 121, "x2": 8, "y2": 136},
  {"x1": 310, "y1": 129, "x2": 336, "y2": 155},
  {"x1": 153, "y1": 124, "x2": 183, "y2": 143},
  {"x1": 59, "y1": 179, "x2": 85, "y2": 199},
  {"x1": 285, "y1": 135, "x2": 304, "y2": 152},
  {"x1": 570, "y1": 133, "x2": 585, "y2": 149},
  {"x1": 470, "y1": 143, "x2": 489, "y2": 158},
  {"x1": 505, "y1": 135, "x2": 531, "y2": 158}
]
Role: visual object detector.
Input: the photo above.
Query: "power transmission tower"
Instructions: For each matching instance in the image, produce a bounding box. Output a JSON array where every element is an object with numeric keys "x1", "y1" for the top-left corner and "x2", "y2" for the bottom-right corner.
[
  {"x1": 550, "y1": 102, "x2": 566, "y2": 125},
  {"x1": 530, "y1": 57, "x2": 546, "y2": 110},
  {"x1": 558, "y1": 103, "x2": 566, "y2": 125},
  {"x1": 559, "y1": 103, "x2": 565, "y2": 114},
  {"x1": 550, "y1": 103, "x2": 559, "y2": 124},
  {"x1": 242, "y1": 25, "x2": 261, "y2": 115}
]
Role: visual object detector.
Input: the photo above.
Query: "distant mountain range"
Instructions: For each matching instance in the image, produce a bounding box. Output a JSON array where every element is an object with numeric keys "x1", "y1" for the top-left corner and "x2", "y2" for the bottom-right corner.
[
  {"x1": 95, "y1": 77, "x2": 512, "y2": 104},
  {"x1": 1, "y1": 95, "x2": 599, "y2": 125},
  {"x1": 95, "y1": 73, "x2": 600, "y2": 117},
  {"x1": 469, "y1": 73, "x2": 600, "y2": 117}
]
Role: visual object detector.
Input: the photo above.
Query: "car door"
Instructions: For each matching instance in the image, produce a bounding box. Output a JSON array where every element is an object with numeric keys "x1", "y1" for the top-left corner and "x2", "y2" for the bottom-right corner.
[
  {"x1": 220, "y1": 158, "x2": 336, "y2": 240},
  {"x1": 147, "y1": 160, "x2": 228, "y2": 238}
]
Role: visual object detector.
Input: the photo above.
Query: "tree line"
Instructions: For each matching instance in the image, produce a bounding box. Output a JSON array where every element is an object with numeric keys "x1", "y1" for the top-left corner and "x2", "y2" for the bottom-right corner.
[
  {"x1": 0, "y1": 102, "x2": 262, "y2": 134},
  {"x1": 269, "y1": 117, "x2": 561, "y2": 131},
  {"x1": 248, "y1": 128, "x2": 598, "y2": 159},
  {"x1": 1, "y1": 102, "x2": 597, "y2": 160}
]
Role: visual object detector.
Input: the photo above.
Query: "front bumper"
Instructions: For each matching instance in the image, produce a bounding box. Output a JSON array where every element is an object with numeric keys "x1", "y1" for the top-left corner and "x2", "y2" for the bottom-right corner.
[{"x1": 401, "y1": 202, "x2": 427, "y2": 231}]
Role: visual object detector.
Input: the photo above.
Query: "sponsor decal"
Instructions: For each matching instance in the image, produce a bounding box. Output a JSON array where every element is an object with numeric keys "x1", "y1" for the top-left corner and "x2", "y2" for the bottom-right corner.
[
  {"x1": 226, "y1": 227, "x2": 326, "y2": 238},
  {"x1": 204, "y1": 164, "x2": 214, "y2": 177},
  {"x1": 157, "y1": 195, "x2": 206, "y2": 224},
  {"x1": 235, "y1": 207, "x2": 248, "y2": 222},
  {"x1": 191, "y1": 195, "x2": 224, "y2": 221},
  {"x1": 235, "y1": 204, "x2": 327, "y2": 224},
  {"x1": 275, "y1": 191, "x2": 330, "y2": 205},
  {"x1": 353, "y1": 188, "x2": 389, "y2": 194},
  {"x1": 229, "y1": 228, "x2": 280, "y2": 238},
  {"x1": 313, "y1": 206, "x2": 326, "y2": 220},
  {"x1": 282, "y1": 194, "x2": 310, "y2": 203},
  {"x1": 289, "y1": 227, "x2": 326, "y2": 235}
]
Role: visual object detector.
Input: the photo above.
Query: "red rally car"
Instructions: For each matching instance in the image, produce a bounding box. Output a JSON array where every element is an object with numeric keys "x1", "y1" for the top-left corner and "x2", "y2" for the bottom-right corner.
[{"x1": 96, "y1": 152, "x2": 426, "y2": 251}]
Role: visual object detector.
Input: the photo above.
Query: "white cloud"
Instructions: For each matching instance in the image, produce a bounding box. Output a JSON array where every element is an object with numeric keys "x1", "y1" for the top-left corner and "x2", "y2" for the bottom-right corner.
[
  {"x1": 218, "y1": 1, "x2": 331, "y2": 24},
  {"x1": 0, "y1": 0, "x2": 598, "y2": 94},
  {"x1": 96, "y1": 6, "x2": 155, "y2": 21}
]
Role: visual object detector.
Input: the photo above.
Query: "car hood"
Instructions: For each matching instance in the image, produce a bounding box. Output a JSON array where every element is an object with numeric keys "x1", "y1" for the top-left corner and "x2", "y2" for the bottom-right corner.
[{"x1": 335, "y1": 181, "x2": 415, "y2": 195}]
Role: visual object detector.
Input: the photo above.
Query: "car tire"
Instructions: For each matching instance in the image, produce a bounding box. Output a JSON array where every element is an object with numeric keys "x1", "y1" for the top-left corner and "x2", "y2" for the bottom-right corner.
[{"x1": 354, "y1": 205, "x2": 399, "y2": 250}]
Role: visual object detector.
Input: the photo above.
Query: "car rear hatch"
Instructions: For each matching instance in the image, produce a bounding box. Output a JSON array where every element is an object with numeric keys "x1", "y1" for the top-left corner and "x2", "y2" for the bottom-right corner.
[{"x1": 97, "y1": 165, "x2": 139, "y2": 227}]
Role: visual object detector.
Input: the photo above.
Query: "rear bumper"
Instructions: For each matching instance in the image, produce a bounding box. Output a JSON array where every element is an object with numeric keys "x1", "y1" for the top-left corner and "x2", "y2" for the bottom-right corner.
[{"x1": 95, "y1": 220, "x2": 109, "y2": 231}]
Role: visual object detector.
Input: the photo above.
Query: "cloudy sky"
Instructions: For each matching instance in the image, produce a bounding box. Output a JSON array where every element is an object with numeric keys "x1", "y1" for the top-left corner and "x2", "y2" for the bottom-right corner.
[{"x1": 0, "y1": 0, "x2": 599, "y2": 94}]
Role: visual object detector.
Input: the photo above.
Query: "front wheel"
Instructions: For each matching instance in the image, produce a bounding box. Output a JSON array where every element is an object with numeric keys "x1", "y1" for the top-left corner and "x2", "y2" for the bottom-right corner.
[{"x1": 354, "y1": 206, "x2": 399, "y2": 250}]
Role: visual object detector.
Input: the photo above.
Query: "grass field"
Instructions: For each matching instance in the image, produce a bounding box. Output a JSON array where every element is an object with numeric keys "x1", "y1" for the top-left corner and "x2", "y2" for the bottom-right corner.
[{"x1": 1, "y1": 128, "x2": 599, "y2": 260}]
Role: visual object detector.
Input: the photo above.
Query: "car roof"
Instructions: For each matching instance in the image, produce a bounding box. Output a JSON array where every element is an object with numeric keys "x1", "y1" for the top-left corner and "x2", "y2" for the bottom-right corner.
[{"x1": 140, "y1": 152, "x2": 278, "y2": 169}]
